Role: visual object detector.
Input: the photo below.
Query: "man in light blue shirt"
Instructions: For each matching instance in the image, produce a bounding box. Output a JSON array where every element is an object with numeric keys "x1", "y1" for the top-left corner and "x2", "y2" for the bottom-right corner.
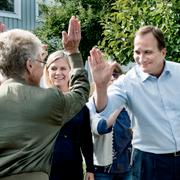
[{"x1": 88, "y1": 26, "x2": 180, "y2": 180}]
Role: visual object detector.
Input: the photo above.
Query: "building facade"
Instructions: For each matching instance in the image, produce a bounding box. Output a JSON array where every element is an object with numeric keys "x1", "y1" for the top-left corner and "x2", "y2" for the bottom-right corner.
[{"x1": 0, "y1": 0, "x2": 44, "y2": 31}]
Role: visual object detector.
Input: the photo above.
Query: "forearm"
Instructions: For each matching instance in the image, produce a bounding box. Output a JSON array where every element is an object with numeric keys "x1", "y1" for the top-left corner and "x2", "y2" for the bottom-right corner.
[
  {"x1": 68, "y1": 53, "x2": 89, "y2": 101},
  {"x1": 61, "y1": 53, "x2": 89, "y2": 122},
  {"x1": 96, "y1": 119, "x2": 112, "y2": 135},
  {"x1": 81, "y1": 113, "x2": 94, "y2": 173},
  {"x1": 81, "y1": 142, "x2": 94, "y2": 173},
  {"x1": 96, "y1": 108, "x2": 123, "y2": 134},
  {"x1": 94, "y1": 84, "x2": 108, "y2": 112},
  {"x1": 106, "y1": 107, "x2": 123, "y2": 128}
]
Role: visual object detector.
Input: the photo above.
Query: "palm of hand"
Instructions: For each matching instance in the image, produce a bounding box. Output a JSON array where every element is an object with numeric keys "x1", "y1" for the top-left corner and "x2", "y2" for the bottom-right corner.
[
  {"x1": 62, "y1": 16, "x2": 81, "y2": 54},
  {"x1": 91, "y1": 61, "x2": 112, "y2": 85},
  {"x1": 63, "y1": 35, "x2": 80, "y2": 53}
]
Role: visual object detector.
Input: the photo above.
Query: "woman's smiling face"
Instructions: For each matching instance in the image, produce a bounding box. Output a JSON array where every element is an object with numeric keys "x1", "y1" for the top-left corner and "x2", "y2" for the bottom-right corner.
[{"x1": 48, "y1": 58, "x2": 71, "y2": 91}]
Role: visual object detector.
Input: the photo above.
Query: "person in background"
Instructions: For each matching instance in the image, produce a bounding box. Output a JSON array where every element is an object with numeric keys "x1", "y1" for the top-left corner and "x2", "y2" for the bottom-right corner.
[
  {"x1": 87, "y1": 64, "x2": 132, "y2": 180},
  {"x1": 43, "y1": 50, "x2": 94, "y2": 180},
  {"x1": 0, "y1": 22, "x2": 6, "y2": 32},
  {"x1": 0, "y1": 16, "x2": 89, "y2": 180},
  {"x1": 88, "y1": 25, "x2": 180, "y2": 180}
]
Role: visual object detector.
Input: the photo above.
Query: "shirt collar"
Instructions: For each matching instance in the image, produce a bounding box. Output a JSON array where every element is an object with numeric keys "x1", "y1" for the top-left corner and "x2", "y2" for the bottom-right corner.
[
  {"x1": 137, "y1": 60, "x2": 171, "y2": 82},
  {"x1": 136, "y1": 66, "x2": 151, "y2": 82}
]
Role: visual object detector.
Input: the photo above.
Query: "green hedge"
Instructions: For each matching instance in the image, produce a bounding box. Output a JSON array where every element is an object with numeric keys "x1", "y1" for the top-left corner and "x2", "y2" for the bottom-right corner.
[{"x1": 100, "y1": 0, "x2": 180, "y2": 64}]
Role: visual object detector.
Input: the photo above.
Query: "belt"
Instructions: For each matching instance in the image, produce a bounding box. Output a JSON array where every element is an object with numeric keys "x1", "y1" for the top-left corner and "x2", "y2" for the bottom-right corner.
[
  {"x1": 160, "y1": 151, "x2": 180, "y2": 157},
  {"x1": 94, "y1": 165, "x2": 111, "y2": 173}
]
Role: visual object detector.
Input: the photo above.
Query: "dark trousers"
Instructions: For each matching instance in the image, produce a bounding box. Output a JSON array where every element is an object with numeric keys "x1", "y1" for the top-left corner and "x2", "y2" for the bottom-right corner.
[
  {"x1": 131, "y1": 148, "x2": 180, "y2": 180},
  {"x1": 94, "y1": 165, "x2": 132, "y2": 180}
]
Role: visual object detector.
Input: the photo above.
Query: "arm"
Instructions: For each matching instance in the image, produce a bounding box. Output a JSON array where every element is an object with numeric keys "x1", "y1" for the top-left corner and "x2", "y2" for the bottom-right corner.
[
  {"x1": 88, "y1": 48, "x2": 117, "y2": 112},
  {"x1": 80, "y1": 106, "x2": 94, "y2": 175},
  {"x1": 58, "y1": 16, "x2": 89, "y2": 121},
  {"x1": 106, "y1": 107, "x2": 123, "y2": 128},
  {"x1": 95, "y1": 107, "x2": 123, "y2": 135},
  {"x1": 63, "y1": 16, "x2": 89, "y2": 97},
  {"x1": 87, "y1": 97, "x2": 112, "y2": 135},
  {"x1": 62, "y1": 16, "x2": 80, "y2": 55}
]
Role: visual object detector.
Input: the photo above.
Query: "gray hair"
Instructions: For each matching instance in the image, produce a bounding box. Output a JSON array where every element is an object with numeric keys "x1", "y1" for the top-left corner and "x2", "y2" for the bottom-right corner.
[{"x1": 0, "y1": 29, "x2": 42, "y2": 78}]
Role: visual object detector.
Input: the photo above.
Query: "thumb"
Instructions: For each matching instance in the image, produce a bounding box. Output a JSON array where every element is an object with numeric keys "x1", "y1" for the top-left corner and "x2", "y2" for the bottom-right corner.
[
  {"x1": 62, "y1": 31, "x2": 68, "y2": 45},
  {"x1": 110, "y1": 61, "x2": 119, "y2": 74}
]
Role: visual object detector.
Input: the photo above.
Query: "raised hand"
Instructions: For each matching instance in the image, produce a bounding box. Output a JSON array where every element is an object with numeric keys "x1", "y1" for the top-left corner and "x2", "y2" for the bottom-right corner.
[
  {"x1": 0, "y1": 22, "x2": 6, "y2": 33},
  {"x1": 88, "y1": 48, "x2": 118, "y2": 111},
  {"x1": 88, "y1": 48, "x2": 117, "y2": 88},
  {"x1": 62, "y1": 16, "x2": 81, "y2": 54}
]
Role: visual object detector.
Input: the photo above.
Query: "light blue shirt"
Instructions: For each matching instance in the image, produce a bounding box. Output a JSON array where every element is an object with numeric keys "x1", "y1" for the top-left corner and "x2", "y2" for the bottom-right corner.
[{"x1": 98, "y1": 60, "x2": 180, "y2": 154}]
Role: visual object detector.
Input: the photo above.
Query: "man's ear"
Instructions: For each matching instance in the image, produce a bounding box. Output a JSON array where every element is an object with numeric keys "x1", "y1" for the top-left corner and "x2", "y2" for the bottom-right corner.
[
  {"x1": 26, "y1": 59, "x2": 33, "y2": 75},
  {"x1": 162, "y1": 48, "x2": 166, "y2": 58}
]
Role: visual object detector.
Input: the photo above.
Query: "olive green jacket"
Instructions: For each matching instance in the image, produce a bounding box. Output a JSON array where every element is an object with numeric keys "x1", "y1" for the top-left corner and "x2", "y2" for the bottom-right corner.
[{"x1": 0, "y1": 53, "x2": 89, "y2": 177}]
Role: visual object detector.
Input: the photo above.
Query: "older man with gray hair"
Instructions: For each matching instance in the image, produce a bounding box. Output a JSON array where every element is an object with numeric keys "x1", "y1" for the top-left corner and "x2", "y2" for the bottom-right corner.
[{"x1": 0, "y1": 16, "x2": 89, "y2": 180}]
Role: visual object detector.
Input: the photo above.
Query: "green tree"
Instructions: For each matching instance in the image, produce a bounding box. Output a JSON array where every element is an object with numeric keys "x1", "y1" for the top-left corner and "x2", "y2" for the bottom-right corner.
[
  {"x1": 100, "y1": 0, "x2": 180, "y2": 64},
  {"x1": 34, "y1": 0, "x2": 114, "y2": 61}
]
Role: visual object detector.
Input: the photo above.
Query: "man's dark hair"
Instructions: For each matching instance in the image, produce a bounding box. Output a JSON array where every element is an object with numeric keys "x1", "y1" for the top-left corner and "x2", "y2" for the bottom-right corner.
[{"x1": 135, "y1": 25, "x2": 166, "y2": 50}]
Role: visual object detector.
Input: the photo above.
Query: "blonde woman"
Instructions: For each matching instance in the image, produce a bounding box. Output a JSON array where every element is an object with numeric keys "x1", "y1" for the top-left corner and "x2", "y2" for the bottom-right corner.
[{"x1": 43, "y1": 50, "x2": 94, "y2": 180}]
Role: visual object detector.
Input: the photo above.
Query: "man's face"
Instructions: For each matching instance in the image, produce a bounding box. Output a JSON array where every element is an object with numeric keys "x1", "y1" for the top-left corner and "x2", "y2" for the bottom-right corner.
[
  {"x1": 133, "y1": 32, "x2": 166, "y2": 77},
  {"x1": 29, "y1": 53, "x2": 45, "y2": 86}
]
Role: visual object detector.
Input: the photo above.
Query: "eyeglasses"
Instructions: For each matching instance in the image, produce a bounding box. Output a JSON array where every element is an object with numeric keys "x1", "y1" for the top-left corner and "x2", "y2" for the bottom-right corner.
[{"x1": 36, "y1": 59, "x2": 46, "y2": 66}]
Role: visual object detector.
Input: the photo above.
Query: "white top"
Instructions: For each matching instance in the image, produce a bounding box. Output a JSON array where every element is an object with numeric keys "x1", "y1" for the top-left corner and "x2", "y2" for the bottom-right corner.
[{"x1": 87, "y1": 98, "x2": 113, "y2": 166}]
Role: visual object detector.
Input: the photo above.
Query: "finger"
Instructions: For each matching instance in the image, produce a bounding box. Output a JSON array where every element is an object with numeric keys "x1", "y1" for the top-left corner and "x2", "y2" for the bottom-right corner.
[
  {"x1": 91, "y1": 48, "x2": 104, "y2": 65},
  {"x1": 75, "y1": 18, "x2": 81, "y2": 37},
  {"x1": 110, "y1": 61, "x2": 119, "y2": 74},
  {"x1": 62, "y1": 31, "x2": 68, "y2": 45},
  {"x1": 96, "y1": 48, "x2": 104, "y2": 64},
  {"x1": 88, "y1": 56, "x2": 93, "y2": 70},
  {"x1": 73, "y1": 29, "x2": 80, "y2": 41},
  {"x1": 90, "y1": 48, "x2": 99, "y2": 66},
  {"x1": 72, "y1": 17, "x2": 81, "y2": 40},
  {"x1": 68, "y1": 16, "x2": 75, "y2": 37}
]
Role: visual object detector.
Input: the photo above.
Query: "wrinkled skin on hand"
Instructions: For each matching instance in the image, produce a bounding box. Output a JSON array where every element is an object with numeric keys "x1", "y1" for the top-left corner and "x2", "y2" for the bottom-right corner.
[{"x1": 62, "y1": 16, "x2": 81, "y2": 54}]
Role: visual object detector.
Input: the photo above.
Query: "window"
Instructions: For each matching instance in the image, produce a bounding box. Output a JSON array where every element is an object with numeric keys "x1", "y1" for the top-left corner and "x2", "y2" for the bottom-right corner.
[{"x1": 0, "y1": 0, "x2": 21, "y2": 19}]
